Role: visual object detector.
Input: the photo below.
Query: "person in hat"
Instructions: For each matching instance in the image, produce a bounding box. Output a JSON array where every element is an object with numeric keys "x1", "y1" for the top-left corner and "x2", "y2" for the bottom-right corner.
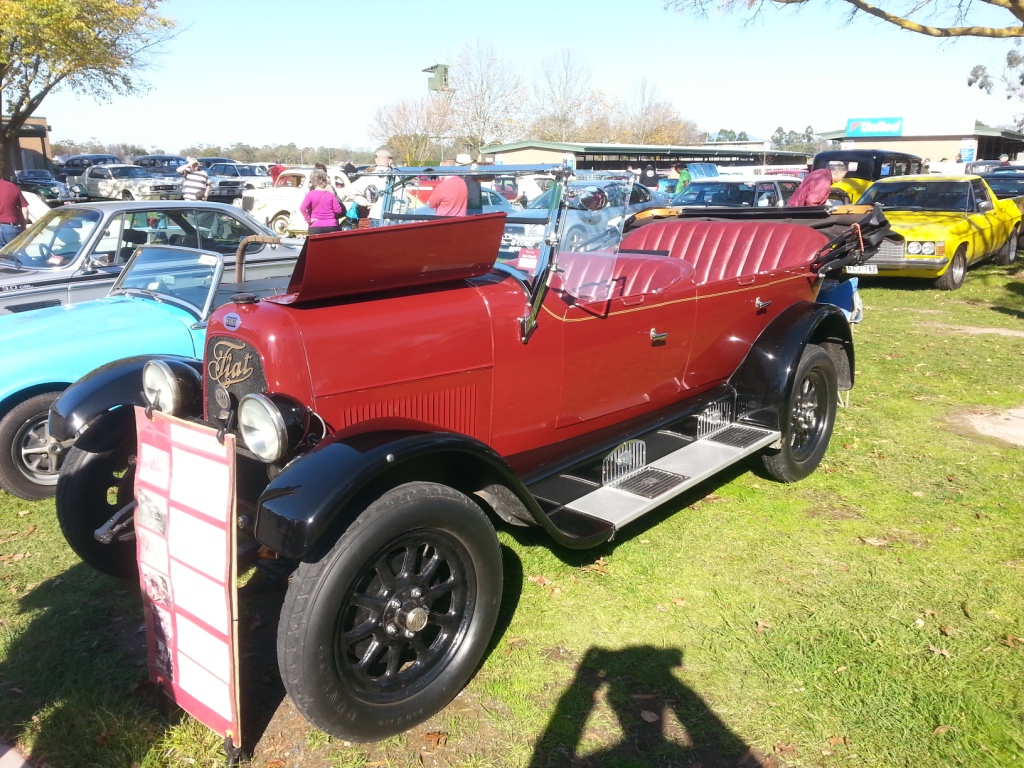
[
  {"x1": 1000, "y1": 154, "x2": 1011, "y2": 167},
  {"x1": 338, "y1": 148, "x2": 394, "y2": 227},
  {"x1": 176, "y1": 157, "x2": 210, "y2": 201}
]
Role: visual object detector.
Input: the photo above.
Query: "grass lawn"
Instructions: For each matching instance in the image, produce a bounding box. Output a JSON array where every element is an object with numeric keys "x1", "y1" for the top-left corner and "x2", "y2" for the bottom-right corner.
[{"x1": 1, "y1": 263, "x2": 1022, "y2": 768}]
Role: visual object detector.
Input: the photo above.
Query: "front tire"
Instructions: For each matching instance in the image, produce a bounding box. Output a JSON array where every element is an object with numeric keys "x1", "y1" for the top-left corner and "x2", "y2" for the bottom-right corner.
[
  {"x1": 269, "y1": 213, "x2": 291, "y2": 236},
  {"x1": 992, "y1": 227, "x2": 1018, "y2": 266},
  {"x1": 762, "y1": 344, "x2": 837, "y2": 483},
  {"x1": 277, "y1": 482, "x2": 502, "y2": 742},
  {"x1": 121, "y1": 190, "x2": 134, "y2": 201},
  {"x1": 56, "y1": 438, "x2": 138, "y2": 580},
  {"x1": 0, "y1": 391, "x2": 65, "y2": 500},
  {"x1": 934, "y1": 245, "x2": 967, "y2": 290}
]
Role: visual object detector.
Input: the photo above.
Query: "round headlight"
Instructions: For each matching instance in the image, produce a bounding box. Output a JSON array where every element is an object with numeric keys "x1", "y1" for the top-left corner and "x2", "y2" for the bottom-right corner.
[
  {"x1": 906, "y1": 241, "x2": 922, "y2": 255},
  {"x1": 921, "y1": 242, "x2": 935, "y2": 255},
  {"x1": 143, "y1": 360, "x2": 180, "y2": 414},
  {"x1": 238, "y1": 394, "x2": 287, "y2": 463}
]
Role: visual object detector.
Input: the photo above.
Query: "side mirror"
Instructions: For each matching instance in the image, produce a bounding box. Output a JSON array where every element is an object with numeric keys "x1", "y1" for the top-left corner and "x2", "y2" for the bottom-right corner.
[
  {"x1": 978, "y1": 199, "x2": 994, "y2": 213},
  {"x1": 575, "y1": 186, "x2": 609, "y2": 212}
]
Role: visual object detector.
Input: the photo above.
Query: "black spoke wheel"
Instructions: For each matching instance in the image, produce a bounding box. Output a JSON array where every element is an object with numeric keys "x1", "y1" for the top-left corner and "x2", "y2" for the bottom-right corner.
[
  {"x1": 56, "y1": 438, "x2": 138, "y2": 580},
  {"x1": 762, "y1": 343, "x2": 837, "y2": 483},
  {"x1": 0, "y1": 391, "x2": 65, "y2": 500},
  {"x1": 278, "y1": 482, "x2": 502, "y2": 742}
]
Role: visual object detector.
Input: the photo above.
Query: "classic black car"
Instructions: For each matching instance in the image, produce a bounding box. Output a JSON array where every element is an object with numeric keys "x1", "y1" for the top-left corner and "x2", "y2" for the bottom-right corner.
[{"x1": 14, "y1": 169, "x2": 86, "y2": 207}]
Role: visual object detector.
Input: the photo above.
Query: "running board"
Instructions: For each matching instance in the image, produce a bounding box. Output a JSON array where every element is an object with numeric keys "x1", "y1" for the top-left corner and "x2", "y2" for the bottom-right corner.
[{"x1": 563, "y1": 424, "x2": 780, "y2": 529}]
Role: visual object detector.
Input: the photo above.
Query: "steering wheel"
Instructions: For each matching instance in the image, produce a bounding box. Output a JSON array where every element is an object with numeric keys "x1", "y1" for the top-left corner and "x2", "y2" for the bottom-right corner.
[{"x1": 32, "y1": 242, "x2": 54, "y2": 264}]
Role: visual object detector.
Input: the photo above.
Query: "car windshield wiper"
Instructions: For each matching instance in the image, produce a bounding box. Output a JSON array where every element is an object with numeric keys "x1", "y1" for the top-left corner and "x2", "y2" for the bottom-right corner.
[
  {"x1": 123, "y1": 287, "x2": 165, "y2": 303},
  {"x1": 0, "y1": 255, "x2": 23, "y2": 268}
]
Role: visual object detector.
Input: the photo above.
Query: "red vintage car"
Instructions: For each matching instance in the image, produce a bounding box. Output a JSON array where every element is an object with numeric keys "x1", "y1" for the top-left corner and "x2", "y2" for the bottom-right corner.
[{"x1": 50, "y1": 166, "x2": 886, "y2": 742}]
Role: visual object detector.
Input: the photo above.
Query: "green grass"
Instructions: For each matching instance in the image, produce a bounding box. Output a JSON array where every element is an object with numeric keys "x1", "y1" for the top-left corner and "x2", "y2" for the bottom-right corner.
[{"x1": 2, "y1": 263, "x2": 1023, "y2": 767}]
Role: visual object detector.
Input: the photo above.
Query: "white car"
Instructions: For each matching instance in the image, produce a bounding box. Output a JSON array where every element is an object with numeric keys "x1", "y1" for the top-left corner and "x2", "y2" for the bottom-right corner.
[
  {"x1": 239, "y1": 166, "x2": 352, "y2": 235},
  {"x1": 68, "y1": 164, "x2": 183, "y2": 201}
]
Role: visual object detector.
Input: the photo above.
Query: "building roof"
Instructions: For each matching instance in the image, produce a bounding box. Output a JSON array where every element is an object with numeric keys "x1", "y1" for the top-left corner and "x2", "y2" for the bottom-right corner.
[
  {"x1": 481, "y1": 140, "x2": 807, "y2": 159},
  {"x1": 821, "y1": 120, "x2": 1024, "y2": 141}
]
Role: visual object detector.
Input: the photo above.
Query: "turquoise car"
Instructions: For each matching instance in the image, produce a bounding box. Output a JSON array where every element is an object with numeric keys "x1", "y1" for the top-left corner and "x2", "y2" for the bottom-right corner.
[{"x1": 0, "y1": 244, "x2": 294, "y2": 500}]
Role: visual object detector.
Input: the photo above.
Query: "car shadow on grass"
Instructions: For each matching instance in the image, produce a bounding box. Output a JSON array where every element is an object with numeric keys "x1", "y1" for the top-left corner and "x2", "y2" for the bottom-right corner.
[{"x1": 526, "y1": 645, "x2": 768, "y2": 768}]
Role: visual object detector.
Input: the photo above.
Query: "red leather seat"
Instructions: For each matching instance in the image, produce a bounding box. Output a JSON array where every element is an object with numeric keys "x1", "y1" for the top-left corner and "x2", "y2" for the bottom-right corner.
[
  {"x1": 619, "y1": 220, "x2": 829, "y2": 285},
  {"x1": 554, "y1": 251, "x2": 692, "y2": 301}
]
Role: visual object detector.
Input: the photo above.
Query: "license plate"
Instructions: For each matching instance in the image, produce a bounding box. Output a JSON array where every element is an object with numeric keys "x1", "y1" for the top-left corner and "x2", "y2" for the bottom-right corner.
[
  {"x1": 845, "y1": 264, "x2": 878, "y2": 275},
  {"x1": 160, "y1": 195, "x2": 170, "y2": 200}
]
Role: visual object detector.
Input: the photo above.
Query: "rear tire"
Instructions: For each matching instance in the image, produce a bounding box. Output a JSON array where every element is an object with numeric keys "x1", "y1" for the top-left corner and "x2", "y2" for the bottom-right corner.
[
  {"x1": 277, "y1": 481, "x2": 502, "y2": 742},
  {"x1": 0, "y1": 392, "x2": 65, "y2": 500},
  {"x1": 56, "y1": 439, "x2": 138, "y2": 580},
  {"x1": 121, "y1": 190, "x2": 134, "y2": 201},
  {"x1": 934, "y1": 245, "x2": 967, "y2": 290},
  {"x1": 992, "y1": 227, "x2": 1018, "y2": 266},
  {"x1": 762, "y1": 344, "x2": 837, "y2": 483}
]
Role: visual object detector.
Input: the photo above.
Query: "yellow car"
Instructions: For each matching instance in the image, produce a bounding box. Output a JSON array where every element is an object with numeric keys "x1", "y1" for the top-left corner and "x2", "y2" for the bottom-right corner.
[
  {"x1": 852, "y1": 175, "x2": 1021, "y2": 290},
  {"x1": 813, "y1": 149, "x2": 924, "y2": 205}
]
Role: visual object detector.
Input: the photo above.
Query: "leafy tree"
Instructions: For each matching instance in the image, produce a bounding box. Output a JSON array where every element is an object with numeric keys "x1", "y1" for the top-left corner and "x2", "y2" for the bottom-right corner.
[
  {"x1": 736, "y1": 131, "x2": 749, "y2": 141},
  {"x1": 0, "y1": 0, "x2": 175, "y2": 177},
  {"x1": 770, "y1": 125, "x2": 827, "y2": 154},
  {"x1": 716, "y1": 129, "x2": 737, "y2": 141}
]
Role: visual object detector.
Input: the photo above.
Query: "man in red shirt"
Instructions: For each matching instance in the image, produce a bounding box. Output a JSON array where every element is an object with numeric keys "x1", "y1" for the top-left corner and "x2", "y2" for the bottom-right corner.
[
  {"x1": 269, "y1": 161, "x2": 287, "y2": 184},
  {"x1": 787, "y1": 163, "x2": 847, "y2": 207},
  {"x1": 0, "y1": 176, "x2": 29, "y2": 246},
  {"x1": 427, "y1": 174, "x2": 469, "y2": 216}
]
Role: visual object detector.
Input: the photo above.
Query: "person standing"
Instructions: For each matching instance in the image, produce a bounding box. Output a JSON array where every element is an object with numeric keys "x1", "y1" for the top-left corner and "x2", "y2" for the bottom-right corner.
[
  {"x1": 639, "y1": 163, "x2": 659, "y2": 189},
  {"x1": 427, "y1": 174, "x2": 468, "y2": 216},
  {"x1": 0, "y1": 175, "x2": 29, "y2": 246},
  {"x1": 786, "y1": 162, "x2": 846, "y2": 207},
  {"x1": 269, "y1": 160, "x2": 287, "y2": 183},
  {"x1": 176, "y1": 157, "x2": 210, "y2": 201},
  {"x1": 339, "y1": 148, "x2": 394, "y2": 227},
  {"x1": 300, "y1": 170, "x2": 344, "y2": 235},
  {"x1": 674, "y1": 163, "x2": 691, "y2": 194}
]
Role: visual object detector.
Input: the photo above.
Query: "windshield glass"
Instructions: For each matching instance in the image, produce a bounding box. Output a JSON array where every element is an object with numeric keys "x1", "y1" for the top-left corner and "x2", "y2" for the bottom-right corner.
[
  {"x1": 113, "y1": 246, "x2": 223, "y2": 317},
  {"x1": 983, "y1": 175, "x2": 1024, "y2": 198},
  {"x1": 859, "y1": 180, "x2": 970, "y2": 211},
  {"x1": 372, "y1": 168, "x2": 631, "y2": 289},
  {"x1": 18, "y1": 170, "x2": 56, "y2": 182},
  {"x1": 671, "y1": 181, "x2": 756, "y2": 206},
  {"x1": 0, "y1": 207, "x2": 101, "y2": 268},
  {"x1": 239, "y1": 165, "x2": 267, "y2": 176},
  {"x1": 111, "y1": 166, "x2": 151, "y2": 179}
]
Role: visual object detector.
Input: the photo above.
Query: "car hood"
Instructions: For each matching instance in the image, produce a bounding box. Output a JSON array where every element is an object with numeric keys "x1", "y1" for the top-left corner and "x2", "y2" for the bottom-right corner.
[
  {"x1": 881, "y1": 210, "x2": 970, "y2": 239},
  {"x1": 0, "y1": 296, "x2": 202, "y2": 400}
]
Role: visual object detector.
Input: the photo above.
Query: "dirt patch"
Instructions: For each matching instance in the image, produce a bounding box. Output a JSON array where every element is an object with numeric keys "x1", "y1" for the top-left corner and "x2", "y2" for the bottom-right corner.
[
  {"x1": 953, "y1": 407, "x2": 1024, "y2": 447},
  {"x1": 917, "y1": 321, "x2": 1024, "y2": 338}
]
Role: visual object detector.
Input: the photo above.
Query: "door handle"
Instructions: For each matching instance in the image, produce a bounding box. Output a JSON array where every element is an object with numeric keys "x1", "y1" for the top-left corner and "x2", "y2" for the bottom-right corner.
[
  {"x1": 650, "y1": 328, "x2": 669, "y2": 343},
  {"x1": 755, "y1": 297, "x2": 771, "y2": 310}
]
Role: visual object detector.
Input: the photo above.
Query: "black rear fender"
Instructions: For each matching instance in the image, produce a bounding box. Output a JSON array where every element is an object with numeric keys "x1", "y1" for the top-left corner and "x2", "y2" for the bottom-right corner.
[
  {"x1": 49, "y1": 355, "x2": 203, "y2": 450},
  {"x1": 254, "y1": 430, "x2": 612, "y2": 560},
  {"x1": 731, "y1": 302, "x2": 853, "y2": 431}
]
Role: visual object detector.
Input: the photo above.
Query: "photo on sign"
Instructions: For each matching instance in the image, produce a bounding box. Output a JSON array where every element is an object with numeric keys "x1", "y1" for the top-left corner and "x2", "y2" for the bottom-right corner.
[
  {"x1": 142, "y1": 564, "x2": 171, "y2": 605},
  {"x1": 138, "y1": 487, "x2": 168, "y2": 534},
  {"x1": 150, "y1": 604, "x2": 176, "y2": 679}
]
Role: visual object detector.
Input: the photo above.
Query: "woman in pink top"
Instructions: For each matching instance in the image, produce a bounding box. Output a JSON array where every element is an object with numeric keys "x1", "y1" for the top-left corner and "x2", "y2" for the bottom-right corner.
[{"x1": 300, "y1": 170, "x2": 343, "y2": 234}]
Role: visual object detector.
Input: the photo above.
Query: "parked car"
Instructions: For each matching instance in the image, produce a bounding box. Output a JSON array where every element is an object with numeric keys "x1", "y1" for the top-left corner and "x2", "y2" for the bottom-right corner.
[
  {"x1": 0, "y1": 200, "x2": 303, "y2": 315},
  {"x1": 197, "y1": 157, "x2": 235, "y2": 168},
  {"x1": 0, "y1": 242, "x2": 296, "y2": 500},
  {"x1": 54, "y1": 154, "x2": 122, "y2": 183},
  {"x1": 240, "y1": 166, "x2": 352, "y2": 235},
  {"x1": 981, "y1": 170, "x2": 1024, "y2": 200},
  {"x1": 134, "y1": 154, "x2": 187, "y2": 174},
  {"x1": 14, "y1": 169, "x2": 86, "y2": 207},
  {"x1": 204, "y1": 164, "x2": 250, "y2": 201},
  {"x1": 669, "y1": 176, "x2": 802, "y2": 208},
  {"x1": 854, "y1": 174, "x2": 1021, "y2": 289},
  {"x1": 207, "y1": 162, "x2": 273, "y2": 191},
  {"x1": 51, "y1": 164, "x2": 887, "y2": 742},
  {"x1": 67, "y1": 164, "x2": 183, "y2": 201},
  {"x1": 812, "y1": 149, "x2": 923, "y2": 205}
]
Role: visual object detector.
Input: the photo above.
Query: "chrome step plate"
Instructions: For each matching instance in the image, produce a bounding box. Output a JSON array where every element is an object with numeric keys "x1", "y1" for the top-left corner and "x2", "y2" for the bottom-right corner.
[{"x1": 565, "y1": 424, "x2": 780, "y2": 529}]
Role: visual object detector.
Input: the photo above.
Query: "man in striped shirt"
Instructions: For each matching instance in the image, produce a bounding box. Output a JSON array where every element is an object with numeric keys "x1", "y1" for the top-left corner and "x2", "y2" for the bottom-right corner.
[{"x1": 176, "y1": 157, "x2": 210, "y2": 201}]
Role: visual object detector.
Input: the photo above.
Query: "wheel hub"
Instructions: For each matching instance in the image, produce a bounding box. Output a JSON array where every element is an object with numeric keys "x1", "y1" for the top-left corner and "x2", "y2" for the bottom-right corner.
[{"x1": 382, "y1": 585, "x2": 430, "y2": 639}]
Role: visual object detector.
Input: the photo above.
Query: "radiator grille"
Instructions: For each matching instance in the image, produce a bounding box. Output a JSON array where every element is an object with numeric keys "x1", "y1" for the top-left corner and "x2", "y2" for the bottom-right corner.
[
  {"x1": 878, "y1": 237, "x2": 905, "y2": 261},
  {"x1": 204, "y1": 335, "x2": 267, "y2": 420}
]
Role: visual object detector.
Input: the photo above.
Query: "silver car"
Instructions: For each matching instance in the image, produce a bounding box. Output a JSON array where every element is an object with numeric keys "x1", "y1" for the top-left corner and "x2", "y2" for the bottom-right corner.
[{"x1": 0, "y1": 201, "x2": 303, "y2": 314}]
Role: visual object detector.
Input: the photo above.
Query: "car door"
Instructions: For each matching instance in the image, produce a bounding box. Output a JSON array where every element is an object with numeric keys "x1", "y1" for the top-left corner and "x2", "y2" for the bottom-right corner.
[
  {"x1": 755, "y1": 182, "x2": 779, "y2": 207},
  {"x1": 968, "y1": 179, "x2": 1002, "y2": 260},
  {"x1": 89, "y1": 167, "x2": 114, "y2": 199},
  {"x1": 552, "y1": 250, "x2": 697, "y2": 427},
  {"x1": 778, "y1": 180, "x2": 800, "y2": 204}
]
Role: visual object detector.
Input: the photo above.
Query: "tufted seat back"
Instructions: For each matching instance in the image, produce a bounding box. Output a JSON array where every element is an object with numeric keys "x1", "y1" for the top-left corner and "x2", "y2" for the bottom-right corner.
[
  {"x1": 619, "y1": 220, "x2": 829, "y2": 286},
  {"x1": 554, "y1": 251, "x2": 692, "y2": 302}
]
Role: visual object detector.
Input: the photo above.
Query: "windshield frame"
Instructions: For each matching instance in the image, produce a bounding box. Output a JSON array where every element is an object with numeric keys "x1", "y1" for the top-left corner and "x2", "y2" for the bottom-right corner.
[
  {"x1": 110, "y1": 244, "x2": 225, "y2": 320},
  {"x1": 0, "y1": 207, "x2": 102, "y2": 269},
  {"x1": 858, "y1": 179, "x2": 973, "y2": 212}
]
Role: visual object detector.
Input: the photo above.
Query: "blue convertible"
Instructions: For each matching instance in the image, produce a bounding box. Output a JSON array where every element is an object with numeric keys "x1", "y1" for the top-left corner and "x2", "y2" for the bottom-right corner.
[{"x1": 0, "y1": 243, "x2": 295, "y2": 499}]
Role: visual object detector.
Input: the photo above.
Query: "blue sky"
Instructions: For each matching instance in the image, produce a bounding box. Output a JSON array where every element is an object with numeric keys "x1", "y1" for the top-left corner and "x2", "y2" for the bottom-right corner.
[{"x1": 38, "y1": 0, "x2": 1024, "y2": 152}]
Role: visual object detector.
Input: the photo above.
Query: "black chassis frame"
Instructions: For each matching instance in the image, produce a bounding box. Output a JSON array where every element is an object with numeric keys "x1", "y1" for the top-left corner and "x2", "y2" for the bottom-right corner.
[{"x1": 50, "y1": 302, "x2": 852, "y2": 560}]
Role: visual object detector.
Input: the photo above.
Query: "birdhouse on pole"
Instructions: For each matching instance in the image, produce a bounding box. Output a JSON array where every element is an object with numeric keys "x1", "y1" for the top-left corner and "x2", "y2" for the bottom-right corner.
[{"x1": 423, "y1": 64, "x2": 450, "y2": 93}]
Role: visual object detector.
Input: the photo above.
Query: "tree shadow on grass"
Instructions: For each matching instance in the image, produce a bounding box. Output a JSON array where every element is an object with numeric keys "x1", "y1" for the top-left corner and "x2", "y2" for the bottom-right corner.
[{"x1": 527, "y1": 645, "x2": 771, "y2": 768}]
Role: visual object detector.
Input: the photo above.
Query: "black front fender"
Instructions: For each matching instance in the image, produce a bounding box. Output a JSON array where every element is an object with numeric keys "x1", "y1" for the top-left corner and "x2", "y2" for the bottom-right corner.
[
  {"x1": 254, "y1": 430, "x2": 614, "y2": 559},
  {"x1": 49, "y1": 355, "x2": 203, "y2": 450},
  {"x1": 730, "y1": 302, "x2": 853, "y2": 431}
]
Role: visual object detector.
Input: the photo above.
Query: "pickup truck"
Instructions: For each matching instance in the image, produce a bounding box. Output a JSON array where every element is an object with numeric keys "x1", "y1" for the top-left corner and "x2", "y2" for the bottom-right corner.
[
  {"x1": 67, "y1": 164, "x2": 182, "y2": 201},
  {"x1": 853, "y1": 174, "x2": 1020, "y2": 289}
]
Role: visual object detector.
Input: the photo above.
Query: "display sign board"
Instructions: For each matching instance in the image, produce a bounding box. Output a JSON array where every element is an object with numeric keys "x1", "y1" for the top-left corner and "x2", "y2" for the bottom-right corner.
[
  {"x1": 845, "y1": 117, "x2": 904, "y2": 138},
  {"x1": 134, "y1": 408, "x2": 241, "y2": 749},
  {"x1": 959, "y1": 139, "x2": 978, "y2": 163}
]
